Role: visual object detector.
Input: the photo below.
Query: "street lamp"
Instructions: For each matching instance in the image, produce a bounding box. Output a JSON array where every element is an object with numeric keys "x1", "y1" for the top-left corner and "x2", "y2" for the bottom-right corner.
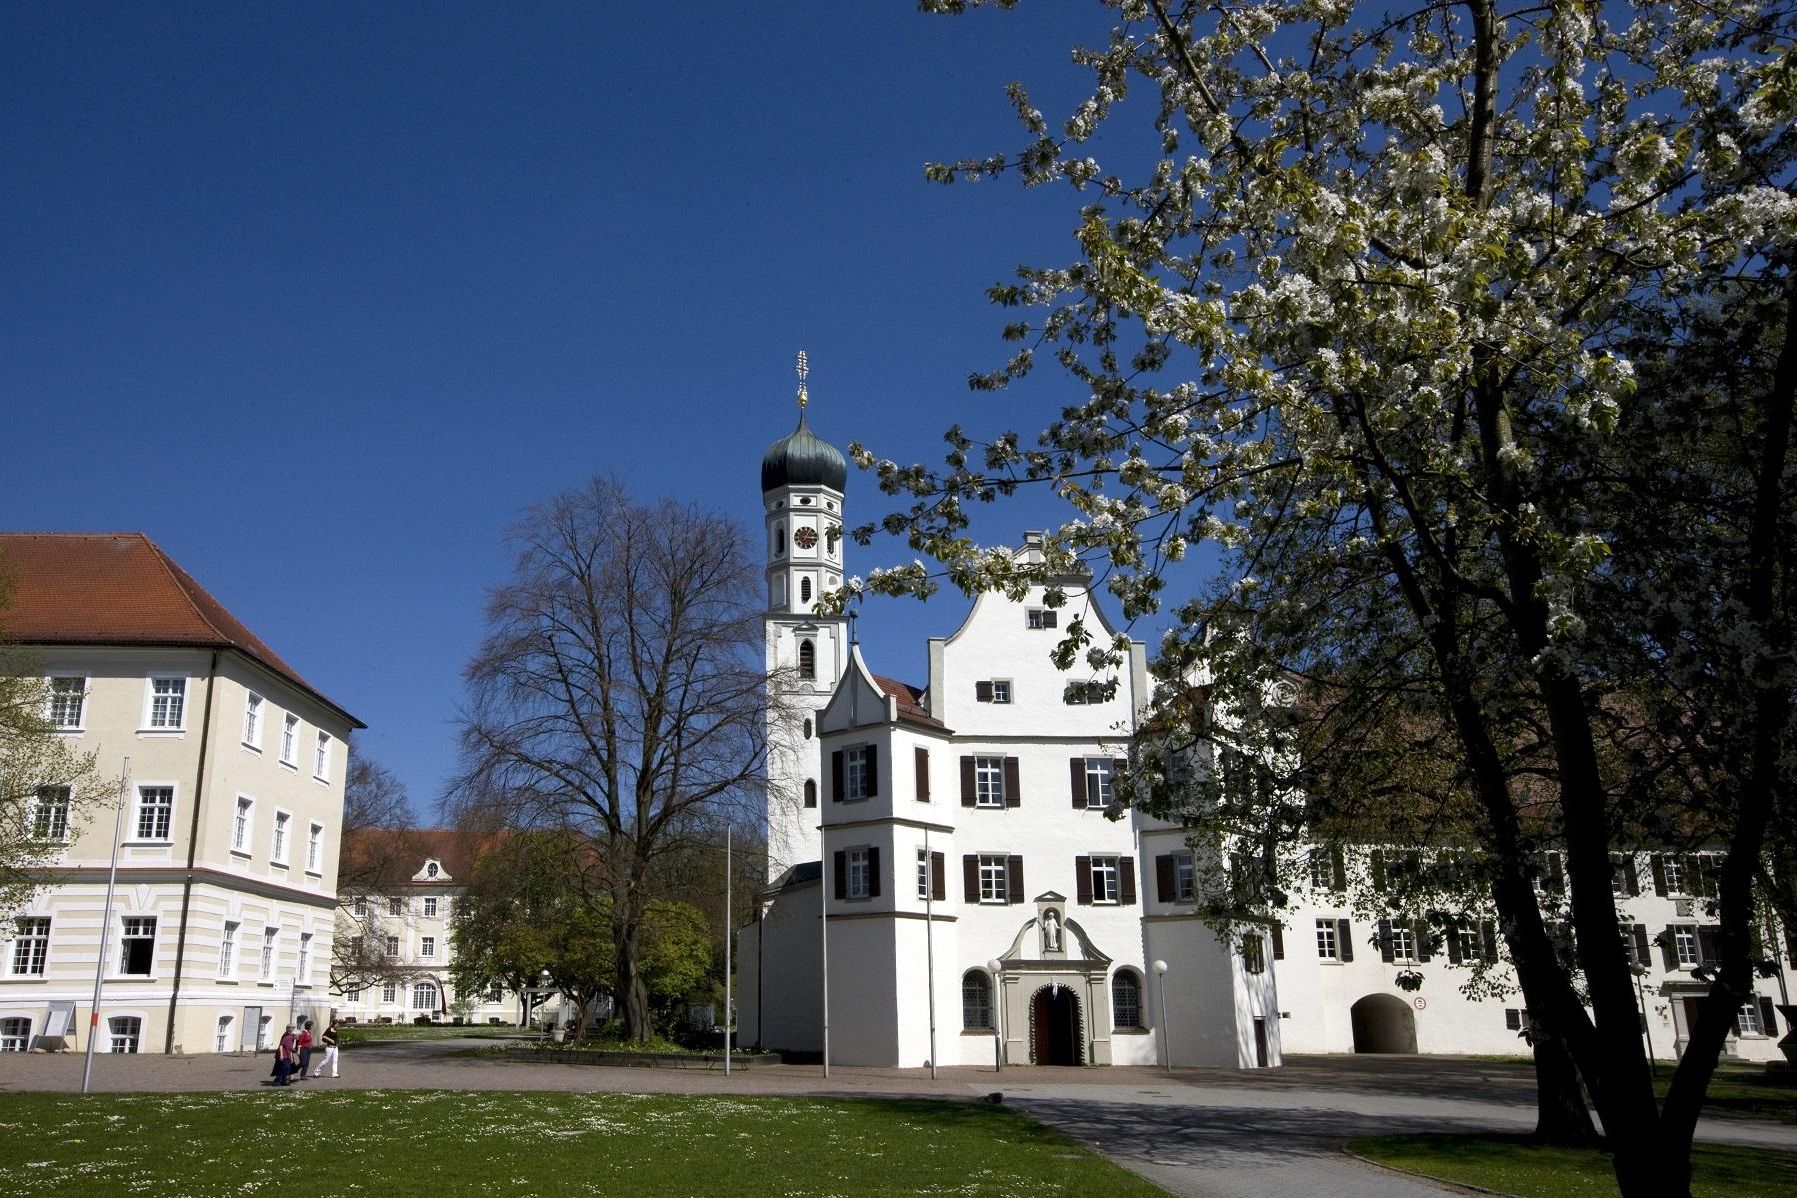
[
  {"x1": 987, "y1": 958, "x2": 1004, "y2": 1073},
  {"x1": 1153, "y1": 960, "x2": 1171, "y2": 1075},
  {"x1": 538, "y1": 970, "x2": 552, "y2": 1041}
]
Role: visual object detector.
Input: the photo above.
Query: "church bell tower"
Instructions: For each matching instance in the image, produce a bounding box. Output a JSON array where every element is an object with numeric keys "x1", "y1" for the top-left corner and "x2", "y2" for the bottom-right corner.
[{"x1": 760, "y1": 351, "x2": 850, "y2": 878}]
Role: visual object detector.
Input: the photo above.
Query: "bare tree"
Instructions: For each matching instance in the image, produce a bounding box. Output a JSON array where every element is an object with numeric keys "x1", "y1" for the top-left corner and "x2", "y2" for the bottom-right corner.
[
  {"x1": 329, "y1": 740, "x2": 418, "y2": 996},
  {"x1": 448, "y1": 477, "x2": 769, "y2": 1042}
]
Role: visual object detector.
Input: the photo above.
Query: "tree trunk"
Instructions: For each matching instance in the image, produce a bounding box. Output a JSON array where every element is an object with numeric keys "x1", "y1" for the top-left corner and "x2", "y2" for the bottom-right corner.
[
  {"x1": 615, "y1": 902, "x2": 651, "y2": 1042},
  {"x1": 1530, "y1": 1034, "x2": 1596, "y2": 1144}
]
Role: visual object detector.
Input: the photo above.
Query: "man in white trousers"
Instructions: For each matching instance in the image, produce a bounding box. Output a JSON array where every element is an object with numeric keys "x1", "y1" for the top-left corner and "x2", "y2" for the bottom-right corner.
[{"x1": 312, "y1": 1019, "x2": 341, "y2": 1078}]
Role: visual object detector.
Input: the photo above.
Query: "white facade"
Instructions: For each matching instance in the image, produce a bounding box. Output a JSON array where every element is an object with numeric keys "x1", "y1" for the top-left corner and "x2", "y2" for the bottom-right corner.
[{"x1": 1275, "y1": 848, "x2": 1793, "y2": 1064}]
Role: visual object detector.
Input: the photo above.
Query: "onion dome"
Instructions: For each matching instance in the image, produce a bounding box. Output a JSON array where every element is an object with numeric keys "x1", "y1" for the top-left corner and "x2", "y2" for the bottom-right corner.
[{"x1": 761, "y1": 415, "x2": 847, "y2": 494}]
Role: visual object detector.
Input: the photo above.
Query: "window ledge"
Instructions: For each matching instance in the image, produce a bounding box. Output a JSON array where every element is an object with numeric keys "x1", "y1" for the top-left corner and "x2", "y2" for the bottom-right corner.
[
  {"x1": 960, "y1": 1029, "x2": 996, "y2": 1037},
  {"x1": 229, "y1": 848, "x2": 252, "y2": 859},
  {"x1": 122, "y1": 840, "x2": 174, "y2": 848},
  {"x1": 270, "y1": 861, "x2": 290, "y2": 870},
  {"x1": 241, "y1": 742, "x2": 262, "y2": 754},
  {"x1": 313, "y1": 776, "x2": 330, "y2": 786},
  {"x1": 5, "y1": 976, "x2": 48, "y2": 983},
  {"x1": 52, "y1": 728, "x2": 86, "y2": 736},
  {"x1": 305, "y1": 869, "x2": 322, "y2": 879},
  {"x1": 278, "y1": 759, "x2": 298, "y2": 772},
  {"x1": 215, "y1": 979, "x2": 239, "y2": 985},
  {"x1": 136, "y1": 728, "x2": 186, "y2": 737},
  {"x1": 1112, "y1": 1027, "x2": 1150, "y2": 1035},
  {"x1": 107, "y1": 975, "x2": 158, "y2": 983}
]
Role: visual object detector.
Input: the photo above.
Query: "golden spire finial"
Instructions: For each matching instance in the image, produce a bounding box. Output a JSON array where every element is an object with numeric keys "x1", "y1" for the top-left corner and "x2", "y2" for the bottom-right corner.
[{"x1": 796, "y1": 349, "x2": 810, "y2": 413}]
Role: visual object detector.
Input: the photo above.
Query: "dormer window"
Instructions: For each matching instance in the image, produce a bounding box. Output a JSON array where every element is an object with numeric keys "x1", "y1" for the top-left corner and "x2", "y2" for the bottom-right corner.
[{"x1": 426, "y1": 861, "x2": 440, "y2": 878}]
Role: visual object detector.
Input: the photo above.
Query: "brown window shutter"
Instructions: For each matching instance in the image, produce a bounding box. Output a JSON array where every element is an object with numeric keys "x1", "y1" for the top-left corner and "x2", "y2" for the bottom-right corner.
[
  {"x1": 1155, "y1": 855, "x2": 1175, "y2": 903},
  {"x1": 1070, "y1": 757, "x2": 1086, "y2": 808},
  {"x1": 1632, "y1": 924, "x2": 1650, "y2": 967},
  {"x1": 1270, "y1": 922, "x2": 1283, "y2": 960},
  {"x1": 1651, "y1": 856, "x2": 1668, "y2": 896},
  {"x1": 960, "y1": 757, "x2": 976, "y2": 807},
  {"x1": 1761, "y1": 996, "x2": 1778, "y2": 1037},
  {"x1": 1007, "y1": 855, "x2": 1024, "y2": 904},
  {"x1": 1623, "y1": 855, "x2": 1639, "y2": 896},
  {"x1": 1075, "y1": 857, "x2": 1093, "y2": 904},
  {"x1": 1787, "y1": 928, "x2": 1797, "y2": 968},
  {"x1": 915, "y1": 747, "x2": 930, "y2": 802},
  {"x1": 1414, "y1": 917, "x2": 1431, "y2": 963},
  {"x1": 867, "y1": 846, "x2": 881, "y2": 898},
  {"x1": 931, "y1": 852, "x2": 945, "y2": 902},
  {"x1": 1481, "y1": 920, "x2": 1499, "y2": 963},
  {"x1": 1697, "y1": 925, "x2": 1719, "y2": 964},
  {"x1": 1338, "y1": 918, "x2": 1354, "y2": 962},
  {"x1": 975, "y1": 680, "x2": 993, "y2": 703},
  {"x1": 1369, "y1": 850, "x2": 1385, "y2": 892},
  {"x1": 1330, "y1": 845, "x2": 1347, "y2": 889},
  {"x1": 831, "y1": 751, "x2": 844, "y2": 803},
  {"x1": 1446, "y1": 917, "x2": 1462, "y2": 964},
  {"x1": 1378, "y1": 918, "x2": 1394, "y2": 963},
  {"x1": 1004, "y1": 757, "x2": 1021, "y2": 807},
  {"x1": 833, "y1": 851, "x2": 846, "y2": 900},
  {"x1": 864, "y1": 745, "x2": 879, "y2": 797},
  {"x1": 1661, "y1": 926, "x2": 1680, "y2": 971},
  {"x1": 1043, "y1": 609, "x2": 1057, "y2": 627},
  {"x1": 963, "y1": 855, "x2": 979, "y2": 902},
  {"x1": 1119, "y1": 857, "x2": 1136, "y2": 905}
]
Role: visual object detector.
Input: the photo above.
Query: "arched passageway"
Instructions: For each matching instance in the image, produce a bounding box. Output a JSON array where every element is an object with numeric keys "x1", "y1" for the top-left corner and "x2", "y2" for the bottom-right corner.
[
  {"x1": 1030, "y1": 984, "x2": 1084, "y2": 1065},
  {"x1": 1350, "y1": 993, "x2": 1418, "y2": 1053}
]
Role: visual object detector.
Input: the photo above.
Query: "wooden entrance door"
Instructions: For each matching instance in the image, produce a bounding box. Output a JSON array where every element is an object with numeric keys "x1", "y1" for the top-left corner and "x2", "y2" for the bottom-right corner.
[{"x1": 1031, "y1": 985, "x2": 1083, "y2": 1065}]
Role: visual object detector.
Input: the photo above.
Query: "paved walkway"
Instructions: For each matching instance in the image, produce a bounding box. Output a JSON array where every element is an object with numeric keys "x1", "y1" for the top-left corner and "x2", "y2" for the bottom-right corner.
[{"x1": 3, "y1": 1044, "x2": 1791, "y2": 1198}]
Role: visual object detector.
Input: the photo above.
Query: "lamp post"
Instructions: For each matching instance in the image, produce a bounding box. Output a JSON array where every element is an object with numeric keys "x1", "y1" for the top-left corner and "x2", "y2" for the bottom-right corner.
[
  {"x1": 987, "y1": 958, "x2": 1004, "y2": 1073},
  {"x1": 1153, "y1": 960, "x2": 1171, "y2": 1076},
  {"x1": 537, "y1": 970, "x2": 552, "y2": 1041},
  {"x1": 81, "y1": 757, "x2": 130, "y2": 1095}
]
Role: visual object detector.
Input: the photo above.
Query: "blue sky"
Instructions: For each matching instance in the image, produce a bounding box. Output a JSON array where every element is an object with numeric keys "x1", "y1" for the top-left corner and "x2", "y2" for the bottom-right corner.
[{"x1": 2, "y1": 2, "x2": 1211, "y2": 818}]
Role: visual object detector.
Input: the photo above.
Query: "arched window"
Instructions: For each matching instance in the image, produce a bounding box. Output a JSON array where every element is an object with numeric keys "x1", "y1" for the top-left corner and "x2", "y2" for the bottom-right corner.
[
  {"x1": 108, "y1": 1016, "x2": 142, "y2": 1054},
  {"x1": 1111, "y1": 968, "x2": 1144, "y2": 1029},
  {"x1": 798, "y1": 640, "x2": 816, "y2": 679},
  {"x1": 775, "y1": 528, "x2": 785, "y2": 557},
  {"x1": 215, "y1": 1015, "x2": 233, "y2": 1053},
  {"x1": 962, "y1": 969, "x2": 993, "y2": 1030},
  {"x1": 803, "y1": 718, "x2": 813, "y2": 739},
  {"x1": 800, "y1": 577, "x2": 813, "y2": 604},
  {"x1": 412, "y1": 981, "x2": 439, "y2": 1011},
  {"x1": 803, "y1": 779, "x2": 817, "y2": 809},
  {"x1": 0, "y1": 1017, "x2": 31, "y2": 1052}
]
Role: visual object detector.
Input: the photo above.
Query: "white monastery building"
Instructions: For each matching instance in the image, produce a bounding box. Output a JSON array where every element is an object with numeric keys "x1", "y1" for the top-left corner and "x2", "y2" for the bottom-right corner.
[
  {"x1": 736, "y1": 397, "x2": 1793, "y2": 1069},
  {"x1": 0, "y1": 533, "x2": 361, "y2": 1055}
]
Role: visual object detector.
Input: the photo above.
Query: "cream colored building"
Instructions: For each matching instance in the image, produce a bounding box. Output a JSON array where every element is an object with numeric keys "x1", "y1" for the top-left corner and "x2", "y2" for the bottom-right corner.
[{"x1": 0, "y1": 533, "x2": 361, "y2": 1055}]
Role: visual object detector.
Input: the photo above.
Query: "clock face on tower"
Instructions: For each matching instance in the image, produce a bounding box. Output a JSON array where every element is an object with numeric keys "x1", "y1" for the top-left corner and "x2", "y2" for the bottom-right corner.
[{"x1": 793, "y1": 527, "x2": 818, "y2": 549}]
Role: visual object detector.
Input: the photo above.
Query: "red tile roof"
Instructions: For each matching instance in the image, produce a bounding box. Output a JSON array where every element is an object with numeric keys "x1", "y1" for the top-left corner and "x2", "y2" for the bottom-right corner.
[
  {"x1": 0, "y1": 532, "x2": 361, "y2": 727},
  {"x1": 341, "y1": 827, "x2": 493, "y2": 885},
  {"x1": 872, "y1": 673, "x2": 944, "y2": 729}
]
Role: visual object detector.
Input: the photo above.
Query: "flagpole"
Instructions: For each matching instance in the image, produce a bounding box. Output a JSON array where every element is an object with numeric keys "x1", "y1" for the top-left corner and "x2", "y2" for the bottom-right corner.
[
  {"x1": 724, "y1": 824, "x2": 732, "y2": 1076},
  {"x1": 82, "y1": 757, "x2": 130, "y2": 1093}
]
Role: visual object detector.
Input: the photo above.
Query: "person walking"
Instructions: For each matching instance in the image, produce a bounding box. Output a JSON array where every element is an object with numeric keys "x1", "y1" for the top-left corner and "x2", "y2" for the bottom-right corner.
[
  {"x1": 273, "y1": 1025, "x2": 297, "y2": 1086},
  {"x1": 294, "y1": 1019, "x2": 314, "y2": 1080},
  {"x1": 312, "y1": 1019, "x2": 340, "y2": 1078}
]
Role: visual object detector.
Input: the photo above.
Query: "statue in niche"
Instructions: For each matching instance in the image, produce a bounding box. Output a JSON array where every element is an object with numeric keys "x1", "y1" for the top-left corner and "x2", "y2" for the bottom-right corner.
[{"x1": 1041, "y1": 909, "x2": 1062, "y2": 953}]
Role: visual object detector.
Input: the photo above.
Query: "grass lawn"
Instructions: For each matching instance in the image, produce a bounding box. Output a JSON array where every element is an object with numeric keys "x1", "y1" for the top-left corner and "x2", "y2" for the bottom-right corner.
[
  {"x1": 1655, "y1": 1063, "x2": 1797, "y2": 1123},
  {"x1": 336, "y1": 1023, "x2": 526, "y2": 1043},
  {"x1": 1350, "y1": 1133, "x2": 1797, "y2": 1198},
  {"x1": 0, "y1": 1091, "x2": 1168, "y2": 1198}
]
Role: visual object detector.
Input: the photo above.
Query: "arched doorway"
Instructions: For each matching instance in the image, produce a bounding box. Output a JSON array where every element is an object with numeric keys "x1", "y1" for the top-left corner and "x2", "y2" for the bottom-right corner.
[
  {"x1": 1350, "y1": 993, "x2": 1418, "y2": 1053},
  {"x1": 1030, "y1": 984, "x2": 1084, "y2": 1065}
]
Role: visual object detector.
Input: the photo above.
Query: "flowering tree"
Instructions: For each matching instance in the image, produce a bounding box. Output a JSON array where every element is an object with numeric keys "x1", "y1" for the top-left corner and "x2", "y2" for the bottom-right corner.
[{"x1": 854, "y1": 3, "x2": 1794, "y2": 1193}]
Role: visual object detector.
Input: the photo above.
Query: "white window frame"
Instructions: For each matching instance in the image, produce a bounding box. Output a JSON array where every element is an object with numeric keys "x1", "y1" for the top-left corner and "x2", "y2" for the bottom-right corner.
[
  {"x1": 916, "y1": 847, "x2": 930, "y2": 900},
  {"x1": 306, "y1": 823, "x2": 323, "y2": 874},
  {"x1": 978, "y1": 854, "x2": 1009, "y2": 904},
  {"x1": 242, "y1": 692, "x2": 264, "y2": 749},
  {"x1": 1, "y1": 1016, "x2": 32, "y2": 1051},
  {"x1": 1111, "y1": 969, "x2": 1143, "y2": 1029},
  {"x1": 29, "y1": 786, "x2": 72, "y2": 842},
  {"x1": 1173, "y1": 852, "x2": 1197, "y2": 903},
  {"x1": 118, "y1": 916, "x2": 156, "y2": 976},
  {"x1": 1390, "y1": 923, "x2": 1417, "y2": 963},
  {"x1": 46, "y1": 675, "x2": 87, "y2": 731},
  {"x1": 844, "y1": 746, "x2": 870, "y2": 801},
  {"x1": 412, "y1": 981, "x2": 438, "y2": 1011},
  {"x1": 381, "y1": 981, "x2": 397, "y2": 1004},
  {"x1": 131, "y1": 784, "x2": 176, "y2": 843},
  {"x1": 990, "y1": 679, "x2": 1012, "y2": 704},
  {"x1": 314, "y1": 730, "x2": 332, "y2": 782},
  {"x1": 215, "y1": 1016, "x2": 233, "y2": 1053},
  {"x1": 1737, "y1": 1001, "x2": 1763, "y2": 1036},
  {"x1": 260, "y1": 928, "x2": 277, "y2": 980},
  {"x1": 280, "y1": 713, "x2": 300, "y2": 767},
  {"x1": 421, "y1": 935, "x2": 436, "y2": 958},
  {"x1": 108, "y1": 1015, "x2": 142, "y2": 1054},
  {"x1": 973, "y1": 757, "x2": 1005, "y2": 807},
  {"x1": 218, "y1": 922, "x2": 238, "y2": 978},
  {"x1": 387, "y1": 896, "x2": 405, "y2": 917},
  {"x1": 845, "y1": 849, "x2": 871, "y2": 900},
  {"x1": 271, "y1": 810, "x2": 291, "y2": 865},
  {"x1": 10, "y1": 917, "x2": 50, "y2": 976},
  {"x1": 385, "y1": 935, "x2": 400, "y2": 958},
  {"x1": 1315, "y1": 918, "x2": 1339, "y2": 961},
  {"x1": 232, "y1": 795, "x2": 254, "y2": 855},
  {"x1": 1673, "y1": 925, "x2": 1698, "y2": 968},
  {"x1": 423, "y1": 896, "x2": 439, "y2": 918},
  {"x1": 1081, "y1": 758, "x2": 1114, "y2": 808},
  {"x1": 1090, "y1": 856, "x2": 1121, "y2": 904},
  {"x1": 297, "y1": 933, "x2": 312, "y2": 985},
  {"x1": 962, "y1": 970, "x2": 993, "y2": 1030},
  {"x1": 143, "y1": 675, "x2": 188, "y2": 732},
  {"x1": 1026, "y1": 608, "x2": 1057, "y2": 630},
  {"x1": 352, "y1": 895, "x2": 368, "y2": 918},
  {"x1": 1662, "y1": 856, "x2": 1686, "y2": 896}
]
